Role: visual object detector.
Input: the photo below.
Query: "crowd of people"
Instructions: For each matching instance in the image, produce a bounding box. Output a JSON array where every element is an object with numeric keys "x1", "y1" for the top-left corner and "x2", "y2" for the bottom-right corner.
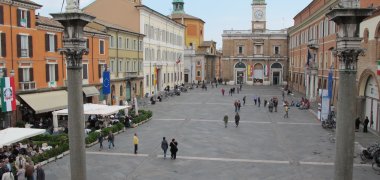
[{"x1": 0, "y1": 143, "x2": 45, "y2": 180}]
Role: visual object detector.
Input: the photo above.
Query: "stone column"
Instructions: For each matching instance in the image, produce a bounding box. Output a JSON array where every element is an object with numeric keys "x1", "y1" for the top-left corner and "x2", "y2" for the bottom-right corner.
[
  {"x1": 306, "y1": 73, "x2": 310, "y2": 98},
  {"x1": 51, "y1": 10, "x2": 95, "y2": 180},
  {"x1": 310, "y1": 74, "x2": 315, "y2": 100},
  {"x1": 326, "y1": 2, "x2": 373, "y2": 179}
]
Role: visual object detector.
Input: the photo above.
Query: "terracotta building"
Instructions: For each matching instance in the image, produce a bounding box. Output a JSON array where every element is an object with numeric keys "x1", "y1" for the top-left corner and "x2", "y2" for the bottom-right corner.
[
  {"x1": 0, "y1": 0, "x2": 109, "y2": 128},
  {"x1": 222, "y1": 0, "x2": 288, "y2": 85}
]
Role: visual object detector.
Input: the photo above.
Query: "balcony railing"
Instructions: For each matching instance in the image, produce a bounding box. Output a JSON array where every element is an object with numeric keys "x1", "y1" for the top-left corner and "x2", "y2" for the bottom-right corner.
[
  {"x1": 308, "y1": 39, "x2": 319, "y2": 49},
  {"x1": 20, "y1": 49, "x2": 29, "y2": 57},
  {"x1": 125, "y1": 72, "x2": 140, "y2": 78},
  {"x1": 19, "y1": 81, "x2": 36, "y2": 91}
]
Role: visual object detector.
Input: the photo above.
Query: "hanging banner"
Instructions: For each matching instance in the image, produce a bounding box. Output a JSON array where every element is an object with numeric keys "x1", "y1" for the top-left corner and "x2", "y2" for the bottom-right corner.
[
  {"x1": 102, "y1": 71, "x2": 111, "y2": 95},
  {"x1": 0, "y1": 77, "x2": 17, "y2": 112}
]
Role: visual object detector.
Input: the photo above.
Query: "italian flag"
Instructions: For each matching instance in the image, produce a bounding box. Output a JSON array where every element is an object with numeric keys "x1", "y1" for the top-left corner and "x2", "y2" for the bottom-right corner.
[
  {"x1": 0, "y1": 77, "x2": 16, "y2": 112},
  {"x1": 377, "y1": 61, "x2": 380, "y2": 75}
]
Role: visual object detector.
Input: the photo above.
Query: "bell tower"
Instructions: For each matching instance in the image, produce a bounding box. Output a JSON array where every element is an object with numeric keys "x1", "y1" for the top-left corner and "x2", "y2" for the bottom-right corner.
[
  {"x1": 252, "y1": 0, "x2": 266, "y2": 32},
  {"x1": 172, "y1": 0, "x2": 185, "y2": 14}
]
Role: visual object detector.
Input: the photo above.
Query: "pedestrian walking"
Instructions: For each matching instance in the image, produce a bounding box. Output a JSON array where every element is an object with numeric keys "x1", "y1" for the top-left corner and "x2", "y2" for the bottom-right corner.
[
  {"x1": 234, "y1": 100, "x2": 238, "y2": 112},
  {"x1": 133, "y1": 133, "x2": 139, "y2": 154},
  {"x1": 282, "y1": 90, "x2": 285, "y2": 101},
  {"x1": 284, "y1": 105, "x2": 289, "y2": 118},
  {"x1": 223, "y1": 114, "x2": 228, "y2": 128},
  {"x1": 264, "y1": 99, "x2": 267, "y2": 107},
  {"x1": 237, "y1": 100, "x2": 241, "y2": 112},
  {"x1": 240, "y1": 84, "x2": 242, "y2": 91},
  {"x1": 108, "y1": 132, "x2": 115, "y2": 149},
  {"x1": 355, "y1": 117, "x2": 361, "y2": 132},
  {"x1": 243, "y1": 96, "x2": 246, "y2": 106},
  {"x1": 363, "y1": 116, "x2": 369, "y2": 133},
  {"x1": 221, "y1": 88, "x2": 225, "y2": 96},
  {"x1": 235, "y1": 112, "x2": 240, "y2": 127},
  {"x1": 170, "y1": 139, "x2": 178, "y2": 159},
  {"x1": 36, "y1": 165, "x2": 45, "y2": 180},
  {"x1": 98, "y1": 133, "x2": 103, "y2": 150},
  {"x1": 24, "y1": 162, "x2": 34, "y2": 180},
  {"x1": 161, "y1": 137, "x2": 169, "y2": 159},
  {"x1": 273, "y1": 98, "x2": 278, "y2": 112},
  {"x1": 253, "y1": 96, "x2": 257, "y2": 105},
  {"x1": 257, "y1": 97, "x2": 261, "y2": 107}
]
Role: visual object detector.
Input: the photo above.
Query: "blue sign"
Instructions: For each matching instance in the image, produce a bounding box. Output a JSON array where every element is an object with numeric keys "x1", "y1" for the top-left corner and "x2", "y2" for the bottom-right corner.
[
  {"x1": 327, "y1": 66, "x2": 333, "y2": 99},
  {"x1": 103, "y1": 71, "x2": 111, "y2": 95}
]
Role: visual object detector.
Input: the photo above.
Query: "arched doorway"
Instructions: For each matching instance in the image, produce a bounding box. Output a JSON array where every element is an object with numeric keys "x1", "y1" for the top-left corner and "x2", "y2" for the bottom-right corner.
[
  {"x1": 253, "y1": 63, "x2": 264, "y2": 84},
  {"x1": 360, "y1": 75, "x2": 379, "y2": 131},
  {"x1": 271, "y1": 63, "x2": 283, "y2": 85},
  {"x1": 234, "y1": 62, "x2": 246, "y2": 85}
]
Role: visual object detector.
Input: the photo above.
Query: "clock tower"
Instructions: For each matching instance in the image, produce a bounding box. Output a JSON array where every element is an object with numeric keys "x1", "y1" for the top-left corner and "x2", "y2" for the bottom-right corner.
[{"x1": 252, "y1": 0, "x2": 266, "y2": 32}]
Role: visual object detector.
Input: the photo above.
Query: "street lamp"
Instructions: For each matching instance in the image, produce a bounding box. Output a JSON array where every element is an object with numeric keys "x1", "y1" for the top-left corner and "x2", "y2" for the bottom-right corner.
[
  {"x1": 51, "y1": 1, "x2": 95, "y2": 180},
  {"x1": 326, "y1": 1, "x2": 373, "y2": 180}
]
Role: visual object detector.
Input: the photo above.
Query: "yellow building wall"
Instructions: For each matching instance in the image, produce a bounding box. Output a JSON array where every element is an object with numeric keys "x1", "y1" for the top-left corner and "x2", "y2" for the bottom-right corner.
[{"x1": 174, "y1": 18, "x2": 204, "y2": 50}]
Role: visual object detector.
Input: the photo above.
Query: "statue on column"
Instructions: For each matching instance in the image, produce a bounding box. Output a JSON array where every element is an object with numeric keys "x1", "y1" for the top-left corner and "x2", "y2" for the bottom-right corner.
[{"x1": 66, "y1": 0, "x2": 80, "y2": 12}]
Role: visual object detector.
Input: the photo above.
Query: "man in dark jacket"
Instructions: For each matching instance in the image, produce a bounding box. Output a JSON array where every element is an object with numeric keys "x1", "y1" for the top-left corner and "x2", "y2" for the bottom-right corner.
[
  {"x1": 161, "y1": 137, "x2": 168, "y2": 159},
  {"x1": 363, "y1": 116, "x2": 370, "y2": 133},
  {"x1": 235, "y1": 113, "x2": 240, "y2": 127},
  {"x1": 355, "y1": 117, "x2": 361, "y2": 132},
  {"x1": 36, "y1": 165, "x2": 45, "y2": 180},
  {"x1": 170, "y1": 139, "x2": 178, "y2": 159}
]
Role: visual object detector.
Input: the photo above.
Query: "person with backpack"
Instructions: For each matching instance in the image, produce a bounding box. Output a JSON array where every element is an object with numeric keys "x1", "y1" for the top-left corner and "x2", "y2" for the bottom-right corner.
[
  {"x1": 108, "y1": 132, "x2": 115, "y2": 149},
  {"x1": 161, "y1": 137, "x2": 168, "y2": 159}
]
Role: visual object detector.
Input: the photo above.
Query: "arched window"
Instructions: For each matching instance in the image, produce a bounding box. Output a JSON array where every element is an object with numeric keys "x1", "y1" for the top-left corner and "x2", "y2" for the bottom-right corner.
[
  {"x1": 120, "y1": 85, "x2": 123, "y2": 96},
  {"x1": 235, "y1": 62, "x2": 246, "y2": 69}
]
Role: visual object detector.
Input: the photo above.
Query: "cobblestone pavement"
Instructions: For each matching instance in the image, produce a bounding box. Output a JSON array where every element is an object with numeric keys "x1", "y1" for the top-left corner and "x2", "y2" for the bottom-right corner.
[{"x1": 43, "y1": 85, "x2": 380, "y2": 180}]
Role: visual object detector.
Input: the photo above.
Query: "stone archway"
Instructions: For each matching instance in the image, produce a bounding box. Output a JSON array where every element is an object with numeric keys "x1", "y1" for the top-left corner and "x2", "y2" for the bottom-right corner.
[
  {"x1": 271, "y1": 62, "x2": 283, "y2": 85},
  {"x1": 234, "y1": 62, "x2": 247, "y2": 85},
  {"x1": 358, "y1": 69, "x2": 380, "y2": 132}
]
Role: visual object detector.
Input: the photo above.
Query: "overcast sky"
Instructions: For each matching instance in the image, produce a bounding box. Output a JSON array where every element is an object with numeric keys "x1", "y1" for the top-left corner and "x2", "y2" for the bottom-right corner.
[{"x1": 33, "y1": 0, "x2": 312, "y2": 49}]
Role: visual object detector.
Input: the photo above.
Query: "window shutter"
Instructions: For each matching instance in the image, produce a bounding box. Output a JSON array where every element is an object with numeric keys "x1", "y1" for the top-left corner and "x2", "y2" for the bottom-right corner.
[
  {"x1": 98, "y1": 64, "x2": 101, "y2": 79},
  {"x1": 54, "y1": 35, "x2": 58, "y2": 52},
  {"x1": 3, "y1": 68, "x2": 7, "y2": 77},
  {"x1": 27, "y1": 11, "x2": 31, "y2": 28},
  {"x1": 1, "y1": 33, "x2": 6, "y2": 57},
  {"x1": 0, "y1": 6, "x2": 4, "y2": 25},
  {"x1": 45, "y1": 64, "x2": 49, "y2": 82},
  {"x1": 17, "y1": 9, "x2": 21, "y2": 27},
  {"x1": 29, "y1": 68, "x2": 34, "y2": 81},
  {"x1": 87, "y1": 39, "x2": 89, "y2": 49},
  {"x1": 28, "y1": 36, "x2": 33, "y2": 57},
  {"x1": 18, "y1": 68, "x2": 23, "y2": 82},
  {"x1": 17, "y1": 35, "x2": 21, "y2": 57},
  {"x1": 45, "y1": 34, "x2": 49, "y2": 51},
  {"x1": 55, "y1": 64, "x2": 58, "y2": 81},
  {"x1": 83, "y1": 64, "x2": 88, "y2": 79}
]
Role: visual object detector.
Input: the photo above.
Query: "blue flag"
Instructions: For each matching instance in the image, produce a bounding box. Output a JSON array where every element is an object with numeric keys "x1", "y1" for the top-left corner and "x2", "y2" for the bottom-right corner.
[
  {"x1": 327, "y1": 65, "x2": 333, "y2": 99},
  {"x1": 102, "y1": 71, "x2": 111, "y2": 95}
]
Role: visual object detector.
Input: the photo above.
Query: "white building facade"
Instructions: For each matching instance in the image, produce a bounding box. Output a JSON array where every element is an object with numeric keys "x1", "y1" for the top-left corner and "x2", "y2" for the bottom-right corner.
[{"x1": 138, "y1": 5, "x2": 185, "y2": 96}]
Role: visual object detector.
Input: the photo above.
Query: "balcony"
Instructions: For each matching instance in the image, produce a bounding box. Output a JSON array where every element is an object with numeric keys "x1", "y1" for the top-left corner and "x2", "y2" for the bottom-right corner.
[
  {"x1": 307, "y1": 39, "x2": 319, "y2": 50},
  {"x1": 125, "y1": 72, "x2": 140, "y2": 78},
  {"x1": 19, "y1": 81, "x2": 36, "y2": 91},
  {"x1": 20, "y1": 49, "x2": 29, "y2": 58}
]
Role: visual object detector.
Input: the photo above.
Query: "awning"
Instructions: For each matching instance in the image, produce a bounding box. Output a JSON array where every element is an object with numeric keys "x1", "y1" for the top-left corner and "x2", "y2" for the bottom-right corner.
[
  {"x1": 83, "y1": 86, "x2": 100, "y2": 97},
  {"x1": 53, "y1": 103, "x2": 129, "y2": 116},
  {"x1": 0, "y1": 128, "x2": 46, "y2": 147},
  {"x1": 19, "y1": 90, "x2": 68, "y2": 114}
]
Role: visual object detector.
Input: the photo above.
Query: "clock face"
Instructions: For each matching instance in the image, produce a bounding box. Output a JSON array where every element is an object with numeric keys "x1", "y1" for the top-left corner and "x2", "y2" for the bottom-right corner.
[{"x1": 255, "y1": 10, "x2": 264, "y2": 19}]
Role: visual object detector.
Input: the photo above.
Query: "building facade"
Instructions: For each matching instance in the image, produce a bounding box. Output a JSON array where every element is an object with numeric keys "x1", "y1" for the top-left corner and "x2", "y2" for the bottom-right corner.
[
  {"x1": 138, "y1": 5, "x2": 185, "y2": 96},
  {"x1": 0, "y1": 0, "x2": 109, "y2": 128},
  {"x1": 170, "y1": 0, "x2": 220, "y2": 84},
  {"x1": 288, "y1": 0, "x2": 339, "y2": 103},
  {"x1": 288, "y1": 0, "x2": 380, "y2": 133},
  {"x1": 88, "y1": 20, "x2": 144, "y2": 105},
  {"x1": 357, "y1": 1, "x2": 380, "y2": 133},
  {"x1": 222, "y1": 0, "x2": 288, "y2": 85}
]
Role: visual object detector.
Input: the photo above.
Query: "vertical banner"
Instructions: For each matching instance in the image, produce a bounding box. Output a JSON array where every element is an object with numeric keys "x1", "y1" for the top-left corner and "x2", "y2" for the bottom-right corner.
[
  {"x1": 0, "y1": 77, "x2": 16, "y2": 112},
  {"x1": 251, "y1": 65, "x2": 254, "y2": 80},
  {"x1": 102, "y1": 71, "x2": 111, "y2": 95},
  {"x1": 321, "y1": 89, "x2": 330, "y2": 121},
  {"x1": 154, "y1": 67, "x2": 157, "y2": 86}
]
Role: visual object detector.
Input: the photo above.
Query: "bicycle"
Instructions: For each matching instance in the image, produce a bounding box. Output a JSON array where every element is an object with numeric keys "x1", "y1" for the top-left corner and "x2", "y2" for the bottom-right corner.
[{"x1": 359, "y1": 142, "x2": 380, "y2": 173}]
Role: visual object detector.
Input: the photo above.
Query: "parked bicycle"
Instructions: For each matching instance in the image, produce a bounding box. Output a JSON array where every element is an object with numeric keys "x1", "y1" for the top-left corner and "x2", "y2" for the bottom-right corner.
[
  {"x1": 360, "y1": 142, "x2": 380, "y2": 173},
  {"x1": 322, "y1": 111, "x2": 336, "y2": 129}
]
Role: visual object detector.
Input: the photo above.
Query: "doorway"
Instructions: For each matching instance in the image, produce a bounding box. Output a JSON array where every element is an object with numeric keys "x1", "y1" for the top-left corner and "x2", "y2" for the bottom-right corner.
[{"x1": 273, "y1": 72, "x2": 280, "y2": 85}]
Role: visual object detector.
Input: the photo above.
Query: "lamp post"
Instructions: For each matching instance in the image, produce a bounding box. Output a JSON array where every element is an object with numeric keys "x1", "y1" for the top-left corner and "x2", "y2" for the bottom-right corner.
[
  {"x1": 326, "y1": 1, "x2": 373, "y2": 180},
  {"x1": 51, "y1": 1, "x2": 95, "y2": 180}
]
